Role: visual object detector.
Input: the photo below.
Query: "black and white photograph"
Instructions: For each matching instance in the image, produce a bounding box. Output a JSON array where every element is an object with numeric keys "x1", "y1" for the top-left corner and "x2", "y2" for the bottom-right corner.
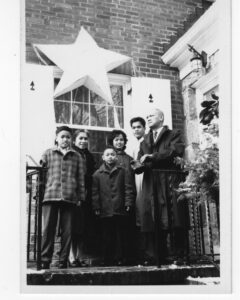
[{"x1": 17, "y1": 0, "x2": 233, "y2": 293}]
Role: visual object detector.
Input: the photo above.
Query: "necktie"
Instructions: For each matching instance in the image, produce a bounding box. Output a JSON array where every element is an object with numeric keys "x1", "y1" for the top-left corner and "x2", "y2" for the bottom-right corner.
[{"x1": 154, "y1": 130, "x2": 158, "y2": 141}]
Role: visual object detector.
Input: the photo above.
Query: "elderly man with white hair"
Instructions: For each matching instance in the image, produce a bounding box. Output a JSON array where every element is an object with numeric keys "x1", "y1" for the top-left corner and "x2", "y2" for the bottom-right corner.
[{"x1": 136, "y1": 107, "x2": 185, "y2": 265}]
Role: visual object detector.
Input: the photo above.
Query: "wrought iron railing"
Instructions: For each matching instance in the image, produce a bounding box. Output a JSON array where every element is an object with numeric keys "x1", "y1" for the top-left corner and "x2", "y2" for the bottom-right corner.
[
  {"x1": 152, "y1": 169, "x2": 220, "y2": 267},
  {"x1": 26, "y1": 166, "x2": 219, "y2": 269},
  {"x1": 26, "y1": 166, "x2": 47, "y2": 270}
]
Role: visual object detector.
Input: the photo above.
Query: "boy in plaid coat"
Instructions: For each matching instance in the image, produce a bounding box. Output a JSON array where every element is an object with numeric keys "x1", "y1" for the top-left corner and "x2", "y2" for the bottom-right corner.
[{"x1": 40, "y1": 126, "x2": 85, "y2": 269}]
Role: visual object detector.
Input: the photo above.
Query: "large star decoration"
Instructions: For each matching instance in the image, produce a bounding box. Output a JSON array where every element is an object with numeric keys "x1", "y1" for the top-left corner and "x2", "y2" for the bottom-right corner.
[{"x1": 33, "y1": 27, "x2": 131, "y2": 103}]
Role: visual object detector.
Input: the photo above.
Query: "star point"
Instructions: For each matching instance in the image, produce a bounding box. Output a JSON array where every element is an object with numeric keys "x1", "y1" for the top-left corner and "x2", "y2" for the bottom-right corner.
[{"x1": 34, "y1": 27, "x2": 131, "y2": 104}]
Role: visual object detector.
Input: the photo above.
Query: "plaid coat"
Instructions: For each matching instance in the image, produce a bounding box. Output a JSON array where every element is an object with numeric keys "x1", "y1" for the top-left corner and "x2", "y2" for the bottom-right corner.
[{"x1": 40, "y1": 147, "x2": 85, "y2": 204}]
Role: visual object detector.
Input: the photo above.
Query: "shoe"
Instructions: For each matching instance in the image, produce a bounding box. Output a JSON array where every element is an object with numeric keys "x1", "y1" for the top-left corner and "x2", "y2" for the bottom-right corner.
[
  {"x1": 159, "y1": 257, "x2": 174, "y2": 265},
  {"x1": 116, "y1": 260, "x2": 124, "y2": 266},
  {"x1": 142, "y1": 257, "x2": 156, "y2": 266},
  {"x1": 174, "y1": 257, "x2": 188, "y2": 266},
  {"x1": 79, "y1": 260, "x2": 89, "y2": 267},
  {"x1": 125, "y1": 259, "x2": 137, "y2": 266},
  {"x1": 58, "y1": 261, "x2": 68, "y2": 269},
  {"x1": 41, "y1": 262, "x2": 50, "y2": 269},
  {"x1": 143, "y1": 260, "x2": 153, "y2": 266},
  {"x1": 100, "y1": 260, "x2": 113, "y2": 267},
  {"x1": 68, "y1": 260, "x2": 79, "y2": 268}
]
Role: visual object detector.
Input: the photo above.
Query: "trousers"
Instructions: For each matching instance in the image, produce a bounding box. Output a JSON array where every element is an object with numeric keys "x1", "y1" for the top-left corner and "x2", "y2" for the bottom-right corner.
[
  {"x1": 100, "y1": 216, "x2": 127, "y2": 263},
  {"x1": 41, "y1": 202, "x2": 74, "y2": 264}
]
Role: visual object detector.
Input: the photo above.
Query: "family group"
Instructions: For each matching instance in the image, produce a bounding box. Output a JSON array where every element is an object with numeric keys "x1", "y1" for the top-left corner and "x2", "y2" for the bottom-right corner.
[{"x1": 39, "y1": 107, "x2": 186, "y2": 269}]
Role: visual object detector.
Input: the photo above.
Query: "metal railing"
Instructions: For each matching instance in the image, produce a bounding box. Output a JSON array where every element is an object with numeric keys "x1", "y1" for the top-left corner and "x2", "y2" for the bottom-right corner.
[
  {"x1": 152, "y1": 169, "x2": 220, "y2": 267},
  {"x1": 26, "y1": 166, "x2": 47, "y2": 270},
  {"x1": 26, "y1": 166, "x2": 219, "y2": 269}
]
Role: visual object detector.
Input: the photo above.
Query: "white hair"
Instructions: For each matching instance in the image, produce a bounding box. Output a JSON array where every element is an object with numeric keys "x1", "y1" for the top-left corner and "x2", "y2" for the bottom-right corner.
[{"x1": 146, "y1": 106, "x2": 164, "y2": 121}]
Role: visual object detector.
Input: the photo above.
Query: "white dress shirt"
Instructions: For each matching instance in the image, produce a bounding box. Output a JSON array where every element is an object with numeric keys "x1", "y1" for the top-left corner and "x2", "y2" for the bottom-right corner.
[
  {"x1": 132, "y1": 136, "x2": 144, "y2": 226},
  {"x1": 132, "y1": 136, "x2": 144, "y2": 160}
]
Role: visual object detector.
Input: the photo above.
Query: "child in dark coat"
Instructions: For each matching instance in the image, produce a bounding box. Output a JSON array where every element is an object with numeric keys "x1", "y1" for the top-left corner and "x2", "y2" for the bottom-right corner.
[{"x1": 92, "y1": 147, "x2": 135, "y2": 266}]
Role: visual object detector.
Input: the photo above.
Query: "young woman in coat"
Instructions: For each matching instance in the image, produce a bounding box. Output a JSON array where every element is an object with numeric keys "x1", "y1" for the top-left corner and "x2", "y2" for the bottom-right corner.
[
  {"x1": 69, "y1": 129, "x2": 96, "y2": 267},
  {"x1": 107, "y1": 130, "x2": 137, "y2": 264}
]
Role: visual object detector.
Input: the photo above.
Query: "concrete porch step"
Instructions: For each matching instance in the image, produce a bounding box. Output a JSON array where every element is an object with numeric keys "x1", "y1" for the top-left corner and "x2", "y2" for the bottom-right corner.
[{"x1": 27, "y1": 264, "x2": 219, "y2": 285}]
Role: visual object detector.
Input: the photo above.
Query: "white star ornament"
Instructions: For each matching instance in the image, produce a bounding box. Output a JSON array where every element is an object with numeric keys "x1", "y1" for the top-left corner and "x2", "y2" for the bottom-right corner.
[{"x1": 34, "y1": 27, "x2": 131, "y2": 104}]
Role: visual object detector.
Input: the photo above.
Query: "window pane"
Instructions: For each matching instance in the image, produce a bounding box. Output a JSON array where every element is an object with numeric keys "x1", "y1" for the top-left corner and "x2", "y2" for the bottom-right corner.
[
  {"x1": 90, "y1": 86, "x2": 123, "y2": 106},
  {"x1": 88, "y1": 130, "x2": 108, "y2": 153},
  {"x1": 72, "y1": 103, "x2": 89, "y2": 125},
  {"x1": 90, "y1": 91, "x2": 106, "y2": 105},
  {"x1": 90, "y1": 105, "x2": 107, "y2": 127},
  {"x1": 110, "y1": 85, "x2": 123, "y2": 106},
  {"x1": 72, "y1": 86, "x2": 89, "y2": 103},
  {"x1": 108, "y1": 106, "x2": 124, "y2": 128},
  {"x1": 108, "y1": 106, "x2": 114, "y2": 128},
  {"x1": 88, "y1": 130, "x2": 109, "y2": 168},
  {"x1": 54, "y1": 101, "x2": 71, "y2": 124},
  {"x1": 55, "y1": 92, "x2": 71, "y2": 101},
  {"x1": 116, "y1": 107, "x2": 124, "y2": 128},
  {"x1": 54, "y1": 79, "x2": 71, "y2": 101}
]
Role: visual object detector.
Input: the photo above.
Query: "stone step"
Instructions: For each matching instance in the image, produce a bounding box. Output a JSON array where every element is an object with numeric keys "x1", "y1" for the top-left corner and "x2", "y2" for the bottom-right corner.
[{"x1": 27, "y1": 264, "x2": 219, "y2": 285}]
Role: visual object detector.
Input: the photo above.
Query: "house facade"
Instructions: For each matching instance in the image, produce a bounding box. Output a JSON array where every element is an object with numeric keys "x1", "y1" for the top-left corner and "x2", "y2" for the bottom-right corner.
[
  {"x1": 24, "y1": 0, "x2": 215, "y2": 164},
  {"x1": 162, "y1": 0, "x2": 219, "y2": 160},
  {"x1": 24, "y1": 0, "x2": 227, "y2": 275}
]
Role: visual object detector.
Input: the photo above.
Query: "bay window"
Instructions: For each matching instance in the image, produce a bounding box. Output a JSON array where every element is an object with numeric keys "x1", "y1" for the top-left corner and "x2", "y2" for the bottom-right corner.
[{"x1": 53, "y1": 72, "x2": 130, "y2": 166}]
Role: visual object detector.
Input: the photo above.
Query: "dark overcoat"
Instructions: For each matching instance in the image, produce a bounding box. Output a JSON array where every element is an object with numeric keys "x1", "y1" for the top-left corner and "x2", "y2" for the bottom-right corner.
[
  {"x1": 115, "y1": 150, "x2": 133, "y2": 171},
  {"x1": 92, "y1": 164, "x2": 135, "y2": 218},
  {"x1": 137, "y1": 126, "x2": 185, "y2": 232},
  {"x1": 71, "y1": 146, "x2": 96, "y2": 237},
  {"x1": 115, "y1": 150, "x2": 136, "y2": 198}
]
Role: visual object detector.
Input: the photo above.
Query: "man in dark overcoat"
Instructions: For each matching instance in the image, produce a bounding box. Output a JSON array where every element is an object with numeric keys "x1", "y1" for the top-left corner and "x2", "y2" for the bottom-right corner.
[{"x1": 137, "y1": 107, "x2": 185, "y2": 264}]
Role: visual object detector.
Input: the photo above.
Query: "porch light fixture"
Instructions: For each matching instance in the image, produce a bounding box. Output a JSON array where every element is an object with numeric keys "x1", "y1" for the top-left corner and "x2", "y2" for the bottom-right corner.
[{"x1": 188, "y1": 44, "x2": 208, "y2": 71}]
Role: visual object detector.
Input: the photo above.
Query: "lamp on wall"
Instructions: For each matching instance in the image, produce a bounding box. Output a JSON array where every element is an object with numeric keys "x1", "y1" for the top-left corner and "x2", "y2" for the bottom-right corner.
[{"x1": 188, "y1": 44, "x2": 208, "y2": 71}]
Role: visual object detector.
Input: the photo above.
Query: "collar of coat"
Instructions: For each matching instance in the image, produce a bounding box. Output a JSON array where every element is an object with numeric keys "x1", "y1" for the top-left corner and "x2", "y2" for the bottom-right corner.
[
  {"x1": 98, "y1": 163, "x2": 123, "y2": 174},
  {"x1": 52, "y1": 146, "x2": 77, "y2": 156},
  {"x1": 73, "y1": 146, "x2": 90, "y2": 155},
  {"x1": 146, "y1": 125, "x2": 169, "y2": 145},
  {"x1": 116, "y1": 149, "x2": 126, "y2": 155}
]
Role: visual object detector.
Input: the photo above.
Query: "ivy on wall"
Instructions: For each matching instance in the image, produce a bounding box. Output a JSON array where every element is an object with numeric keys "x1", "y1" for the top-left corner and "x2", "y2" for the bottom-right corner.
[{"x1": 175, "y1": 93, "x2": 219, "y2": 205}]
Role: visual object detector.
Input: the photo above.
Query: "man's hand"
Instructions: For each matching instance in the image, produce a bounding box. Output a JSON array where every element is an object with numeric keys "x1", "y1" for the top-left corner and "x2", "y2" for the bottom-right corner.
[
  {"x1": 140, "y1": 154, "x2": 152, "y2": 164},
  {"x1": 77, "y1": 201, "x2": 82, "y2": 207},
  {"x1": 125, "y1": 206, "x2": 131, "y2": 213}
]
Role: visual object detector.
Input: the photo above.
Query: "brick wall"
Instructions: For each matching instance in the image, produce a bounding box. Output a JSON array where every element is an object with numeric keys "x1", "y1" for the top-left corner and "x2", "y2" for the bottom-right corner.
[{"x1": 26, "y1": 0, "x2": 203, "y2": 131}]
